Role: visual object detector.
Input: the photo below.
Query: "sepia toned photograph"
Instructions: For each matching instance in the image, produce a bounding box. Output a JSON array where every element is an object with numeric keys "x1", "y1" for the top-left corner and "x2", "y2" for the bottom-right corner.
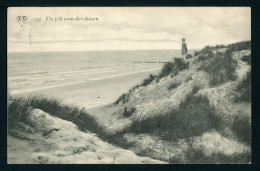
[{"x1": 7, "y1": 7, "x2": 251, "y2": 164}]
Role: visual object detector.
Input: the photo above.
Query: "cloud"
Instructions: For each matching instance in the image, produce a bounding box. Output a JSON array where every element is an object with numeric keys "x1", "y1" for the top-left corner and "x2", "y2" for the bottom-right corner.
[{"x1": 8, "y1": 7, "x2": 251, "y2": 52}]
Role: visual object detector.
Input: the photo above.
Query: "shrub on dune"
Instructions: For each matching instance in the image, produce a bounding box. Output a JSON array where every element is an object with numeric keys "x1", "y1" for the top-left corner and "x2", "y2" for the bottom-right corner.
[
  {"x1": 158, "y1": 58, "x2": 189, "y2": 79},
  {"x1": 158, "y1": 62, "x2": 176, "y2": 78},
  {"x1": 140, "y1": 74, "x2": 157, "y2": 86},
  {"x1": 202, "y1": 49, "x2": 238, "y2": 86},
  {"x1": 114, "y1": 93, "x2": 130, "y2": 105}
]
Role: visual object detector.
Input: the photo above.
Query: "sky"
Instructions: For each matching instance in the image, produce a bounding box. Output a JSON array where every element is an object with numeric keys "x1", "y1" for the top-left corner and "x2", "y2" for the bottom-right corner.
[{"x1": 8, "y1": 7, "x2": 251, "y2": 52}]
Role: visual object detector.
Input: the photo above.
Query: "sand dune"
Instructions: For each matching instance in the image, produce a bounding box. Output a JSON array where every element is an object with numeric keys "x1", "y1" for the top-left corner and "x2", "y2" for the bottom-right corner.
[{"x1": 8, "y1": 109, "x2": 166, "y2": 164}]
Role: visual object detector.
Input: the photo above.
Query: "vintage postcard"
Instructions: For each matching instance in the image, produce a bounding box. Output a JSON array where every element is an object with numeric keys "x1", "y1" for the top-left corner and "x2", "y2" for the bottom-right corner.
[{"x1": 7, "y1": 7, "x2": 251, "y2": 164}]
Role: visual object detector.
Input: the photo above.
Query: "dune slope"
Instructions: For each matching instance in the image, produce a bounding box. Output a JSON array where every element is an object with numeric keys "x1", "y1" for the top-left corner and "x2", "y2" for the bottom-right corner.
[{"x1": 7, "y1": 109, "x2": 166, "y2": 164}]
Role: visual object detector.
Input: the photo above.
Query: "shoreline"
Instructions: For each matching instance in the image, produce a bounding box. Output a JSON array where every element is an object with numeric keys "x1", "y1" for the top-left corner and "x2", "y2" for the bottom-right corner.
[
  {"x1": 9, "y1": 68, "x2": 160, "y2": 96},
  {"x1": 11, "y1": 69, "x2": 161, "y2": 109}
]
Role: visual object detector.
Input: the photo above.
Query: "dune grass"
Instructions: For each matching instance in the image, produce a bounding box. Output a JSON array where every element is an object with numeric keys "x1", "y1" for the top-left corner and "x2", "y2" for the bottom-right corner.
[
  {"x1": 123, "y1": 106, "x2": 136, "y2": 117},
  {"x1": 140, "y1": 74, "x2": 157, "y2": 86},
  {"x1": 201, "y1": 49, "x2": 238, "y2": 86},
  {"x1": 168, "y1": 82, "x2": 181, "y2": 90},
  {"x1": 234, "y1": 71, "x2": 251, "y2": 103},
  {"x1": 227, "y1": 41, "x2": 251, "y2": 52},
  {"x1": 8, "y1": 96, "x2": 105, "y2": 135},
  {"x1": 197, "y1": 51, "x2": 215, "y2": 62},
  {"x1": 114, "y1": 93, "x2": 130, "y2": 105},
  {"x1": 241, "y1": 54, "x2": 251, "y2": 65},
  {"x1": 8, "y1": 96, "x2": 135, "y2": 149},
  {"x1": 195, "y1": 41, "x2": 250, "y2": 58},
  {"x1": 114, "y1": 58, "x2": 189, "y2": 105},
  {"x1": 157, "y1": 58, "x2": 189, "y2": 79},
  {"x1": 194, "y1": 45, "x2": 216, "y2": 57},
  {"x1": 231, "y1": 113, "x2": 251, "y2": 145},
  {"x1": 171, "y1": 148, "x2": 250, "y2": 164},
  {"x1": 119, "y1": 86, "x2": 223, "y2": 141}
]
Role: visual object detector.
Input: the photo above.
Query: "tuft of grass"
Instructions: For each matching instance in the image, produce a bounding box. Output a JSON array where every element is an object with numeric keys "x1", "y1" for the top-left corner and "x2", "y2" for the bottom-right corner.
[
  {"x1": 202, "y1": 49, "x2": 238, "y2": 86},
  {"x1": 8, "y1": 97, "x2": 36, "y2": 138},
  {"x1": 123, "y1": 107, "x2": 136, "y2": 117},
  {"x1": 197, "y1": 51, "x2": 215, "y2": 62},
  {"x1": 168, "y1": 82, "x2": 181, "y2": 90},
  {"x1": 120, "y1": 86, "x2": 223, "y2": 141},
  {"x1": 102, "y1": 131, "x2": 136, "y2": 149},
  {"x1": 158, "y1": 62, "x2": 176, "y2": 78},
  {"x1": 140, "y1": 74, "x2": 157, "y2": 86},
  {"x1": 201, "y1": 46, "x2": 214, "y2": 54},
  {"x1": 191, "y1": 85, "x2": 201, "y2": 94},
  {"x1": 114, "y1": 93, "x2": 130, "y2": 105},
  {"x1": 183, "y1": 148, "x2": 250, "y2": 164},
  {"x1": 241, "y1": 54, "x2": 251, "y2": 65},
  {"x1": 195, "y1": 45, "x2": 221, "y2": 57},
  {"x1": 158, "y1": 58, "x2": 189, "y2": 79},
  {"x1": 234, "y1": 71, "x2": 251, "y2": 103},
  {"x1": 232, "y1": 113, "x2": 251, "y2": 145},
  {"x1": 194, "y1": 50, "x2": 200, "y2": 57},
  {"x1": 174, "y1": 58, "x2": 190, "y2": 70},
  {"x1": 185, "y1": 76, "x2": 193, "y2": 82},
  {"x1": 186, "y1": 54, "x2": 193, "y2": 60}
]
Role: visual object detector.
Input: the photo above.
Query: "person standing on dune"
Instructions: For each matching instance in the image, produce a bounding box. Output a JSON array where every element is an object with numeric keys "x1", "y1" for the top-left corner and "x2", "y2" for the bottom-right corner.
[{"x1": 181, "y1": 38, "x2": 188, "y2": 62}]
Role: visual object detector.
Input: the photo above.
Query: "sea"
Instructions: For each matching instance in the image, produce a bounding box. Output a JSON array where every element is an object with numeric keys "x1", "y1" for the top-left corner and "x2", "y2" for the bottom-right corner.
[{"x1": 8, "y1": 49, "x2": 195, "y2": 107}]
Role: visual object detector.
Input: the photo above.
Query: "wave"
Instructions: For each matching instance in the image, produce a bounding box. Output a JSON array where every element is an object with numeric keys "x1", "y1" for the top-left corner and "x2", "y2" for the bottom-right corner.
[{"x1": 9, "y1": 68, "x2": 161, "y2": 95}]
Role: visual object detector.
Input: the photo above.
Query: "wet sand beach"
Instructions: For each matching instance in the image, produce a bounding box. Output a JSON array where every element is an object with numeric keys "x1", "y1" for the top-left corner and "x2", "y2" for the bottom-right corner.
[{"x1": 12, "y1": 69, "x2": 161, "y2": 108}]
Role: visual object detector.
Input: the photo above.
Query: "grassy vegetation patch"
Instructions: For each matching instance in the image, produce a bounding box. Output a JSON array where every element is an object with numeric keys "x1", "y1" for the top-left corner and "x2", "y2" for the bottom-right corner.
[
  {"x1": 227, "y1": 41, "x2": 251, "y2": 52},
  {"x1": 195, "y1": 41, "x2": 250, "y2": 58},
  {"x1": 195, "y1": 41, "x2": 251, "y2": 87},
  {"x1": 201, "y1": 49, "x2": 238, "y2": 86},
  {"x1": 241, "y1": 54, "x2": 251, "y2": 65},
  {"x1": 8, "y1": 96, "x2": 105, "y2": 135},
  {"x1": 158, "y1": 58, "x2": 189, "y2": 79},
  {"x1": 120, "y1": 86, "x2": 223, "y2": 141},
  {"x1": 194, "y1": 45, "x2": 225, "y2": 57},
  {"x1": 168, "y1": 82, "x2": 181, "y2": 90},
  {"x1": 8, "y1": 96, "x2": 135, "y2": 149},
  {"x1": 114, "y1": 93, "x2": 130, "y2": 105},
  {"x1": 231, "y1": 113, "x2": 251, "y2": 145},
  {"x1": 234, "y1": 71, "x2": 251, "y2": 103},
  {"x1": 172, "y1": 148, "x2": 250, "y2": 164},
  {"x1": 114, "y1": 58, "x2": 189, "y2": 105},
  {"x1": 140, "y1": 74, "x2": 157, "y2": 86},
  {"x1": 123, "y1": 107, "x2": 136, "y2": 117},
  {"x1": 197, "y1": 51, "x2": 216, "y2": 62}
]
